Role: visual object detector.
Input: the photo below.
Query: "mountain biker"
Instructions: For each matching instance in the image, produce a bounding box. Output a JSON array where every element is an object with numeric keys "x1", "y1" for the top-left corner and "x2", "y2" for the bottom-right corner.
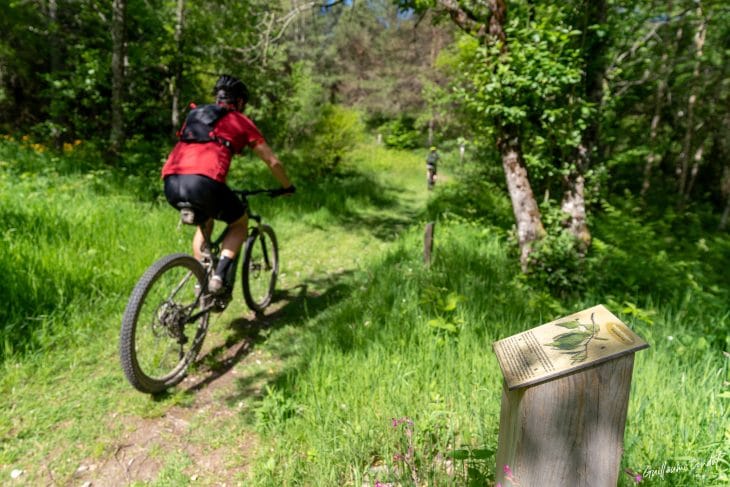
[
  {"x1": 426, "y1": 146, "x2": 439, "y2": 187},
  {"x1": 162, "y1": 74, "x2": 294, "y2": 294}
]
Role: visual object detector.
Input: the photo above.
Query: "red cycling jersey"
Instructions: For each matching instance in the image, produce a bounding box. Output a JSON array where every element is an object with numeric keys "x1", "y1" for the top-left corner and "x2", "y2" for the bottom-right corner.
[{"x1": 162, "y1": 109, "x2": 265, "y2": 183}]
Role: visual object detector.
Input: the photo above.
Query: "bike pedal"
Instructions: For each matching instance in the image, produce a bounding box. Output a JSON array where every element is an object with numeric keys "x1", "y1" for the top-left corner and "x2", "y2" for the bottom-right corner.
[{"x1": 212, "y1": 291, "x2": 233, "y2": 313}]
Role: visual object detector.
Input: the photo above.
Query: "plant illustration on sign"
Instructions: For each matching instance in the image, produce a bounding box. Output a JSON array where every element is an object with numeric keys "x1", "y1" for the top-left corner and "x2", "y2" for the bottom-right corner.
[{"x1": 548, "y1": 312, "x2": 607, "y2": 364}]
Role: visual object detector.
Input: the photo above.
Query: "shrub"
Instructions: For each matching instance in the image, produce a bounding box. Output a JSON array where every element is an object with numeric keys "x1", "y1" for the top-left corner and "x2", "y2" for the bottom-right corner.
[
  {"x1": 295, "y1": 105, "x2": 365, "y2": 179},
  {"x1": 379, "y1": 117, "x2": 423, "y2": 150}
]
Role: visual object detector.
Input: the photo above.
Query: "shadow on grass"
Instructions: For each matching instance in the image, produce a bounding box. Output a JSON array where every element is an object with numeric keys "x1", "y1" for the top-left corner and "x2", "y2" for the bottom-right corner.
[{"x1": 181, "y1": 270, "x2": 357, "y2": 396}]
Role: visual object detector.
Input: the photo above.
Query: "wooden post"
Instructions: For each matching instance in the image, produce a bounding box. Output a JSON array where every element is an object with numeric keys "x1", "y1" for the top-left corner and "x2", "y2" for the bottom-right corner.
[
  {"x1": 492, "y1": 305, "x2": 649, "y2": 487},
  {"x1": 424, "y1": 222, "x2": 435, "y2": 265}
]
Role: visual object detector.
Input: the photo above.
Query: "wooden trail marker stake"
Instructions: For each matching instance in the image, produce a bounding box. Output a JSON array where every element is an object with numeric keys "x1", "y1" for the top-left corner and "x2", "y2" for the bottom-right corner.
[
  {"x1": 424, "y1": 222, "x2": 435, "y2": 265},
  {"x1": 492, "y1": 304, "x2": 649, "y2": 486}
]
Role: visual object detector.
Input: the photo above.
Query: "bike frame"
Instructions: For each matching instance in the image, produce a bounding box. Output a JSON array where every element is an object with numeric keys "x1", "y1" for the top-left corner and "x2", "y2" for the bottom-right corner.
[{"x1": 185, "y1": 188, "x2": 277, "y2": 316}]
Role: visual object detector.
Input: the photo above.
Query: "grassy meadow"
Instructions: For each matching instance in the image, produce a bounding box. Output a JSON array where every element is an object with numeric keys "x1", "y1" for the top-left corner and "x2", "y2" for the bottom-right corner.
[{"x1": 0, "y1": 138, "x2": 728, "y2": 486}]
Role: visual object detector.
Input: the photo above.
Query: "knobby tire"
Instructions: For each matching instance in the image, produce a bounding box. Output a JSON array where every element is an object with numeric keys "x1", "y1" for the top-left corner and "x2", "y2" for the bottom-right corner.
[
  {"x1": 119, "y1": 253, "x2": 209, "y2": 393},
  {"x1": 241, "y1": 225, "x2": 279, "y2": 313}
]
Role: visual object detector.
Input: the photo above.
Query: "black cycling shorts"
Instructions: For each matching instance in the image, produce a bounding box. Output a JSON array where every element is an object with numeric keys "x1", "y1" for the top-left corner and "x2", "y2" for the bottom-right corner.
[{"x1": 163, "y1": 174, "x2": 247, "y2": 224}]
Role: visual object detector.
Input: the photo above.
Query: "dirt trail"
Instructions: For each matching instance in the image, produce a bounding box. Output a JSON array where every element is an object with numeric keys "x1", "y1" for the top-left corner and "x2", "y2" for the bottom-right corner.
[
  {"x1": 74, "y1": 166, "x2": 431, "y2": 486},
  {"x1": 75, "y1": 315, "x2": 266, "y2": 486}
]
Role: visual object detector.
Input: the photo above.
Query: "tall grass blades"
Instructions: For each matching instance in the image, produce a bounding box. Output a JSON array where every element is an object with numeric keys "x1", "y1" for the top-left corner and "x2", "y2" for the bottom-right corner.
[
  {"x1": 248, "y1": 224, "x2": 545, "y2": 486},
  {"x1": 0, "y1": 149, "x2": 188, "y2": 358}
]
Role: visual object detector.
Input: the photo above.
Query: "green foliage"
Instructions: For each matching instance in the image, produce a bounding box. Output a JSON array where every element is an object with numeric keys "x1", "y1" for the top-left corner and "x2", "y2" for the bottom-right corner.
[
  {"x1": 445, "y1": 4, "x2": 592, "y2": 189},
  {"x1": 308, "y1": 105, "x2": 366, "y2": 174},
  {"x1": 602, "y1": 1, "x2": 730, "y2": 207},
  {"x1": 524, "y1": 204, "x2": 589, "y2": 295},
  {"x1": 0, "y1": 142, "x2": 728, "y2": 486},
  {"x1": 379, "y1": 116, "x2": 423, "y2": 150},
  {"x1": 426, "y1": 163, "x2": 513, "y2": 229},
  {"x1": 287, "y1": 104, "x2": 366, "y2": 179},
  {"x1": 279, "y1": 61, "x2": 328, "y2": 147}
]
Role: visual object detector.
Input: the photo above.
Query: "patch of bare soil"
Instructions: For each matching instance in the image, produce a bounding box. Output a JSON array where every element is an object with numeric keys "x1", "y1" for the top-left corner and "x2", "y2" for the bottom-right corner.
[
  {"x1": 73, "y1": 279, "x2": 331, "y2": 486},
  {"x1": 74, "y1": 314, "x2": 266, "y2": 487}
]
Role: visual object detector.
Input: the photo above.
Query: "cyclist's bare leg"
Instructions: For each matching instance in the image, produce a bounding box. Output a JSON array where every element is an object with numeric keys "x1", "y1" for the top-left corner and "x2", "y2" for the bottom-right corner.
[
  {"x1": 205, "y1": 215, "x2": 248, "y2": 294},
  {"x1": 193, "y1": 219, "x2": 214, "y2": 261},
  {"x1": 192, "y1": 215, "x2": 248, "y2": 262},
  {"x1": 220, "y1": 214, "x2": 248, "y2": 260}
]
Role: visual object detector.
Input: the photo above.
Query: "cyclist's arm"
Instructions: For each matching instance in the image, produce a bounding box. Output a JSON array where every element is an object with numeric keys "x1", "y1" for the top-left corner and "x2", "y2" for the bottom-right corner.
[{"x1": 252, "y1": 142, "x2": 293, "y2": 189}]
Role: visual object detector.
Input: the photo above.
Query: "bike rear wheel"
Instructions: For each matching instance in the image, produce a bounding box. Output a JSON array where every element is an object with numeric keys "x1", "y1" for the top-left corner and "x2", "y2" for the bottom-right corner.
[
  {"x1": 427, "y1": 169, "x2": 436, "y2": 190},
  {"x1": 241, "y1": 225, "x2": 279, "y2": 313},
  {"x1": 120, "y1": 253, "x2": 209, "y2": 393}
]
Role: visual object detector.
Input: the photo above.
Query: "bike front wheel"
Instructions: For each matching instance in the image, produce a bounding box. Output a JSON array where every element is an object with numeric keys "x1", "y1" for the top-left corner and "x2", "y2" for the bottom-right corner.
[
  {"x1": 241, "y1": 225, "x2": 279, "y2": 313},
  {"x1": 120, "y1": 253, "x2": 209, "y2": 393}
]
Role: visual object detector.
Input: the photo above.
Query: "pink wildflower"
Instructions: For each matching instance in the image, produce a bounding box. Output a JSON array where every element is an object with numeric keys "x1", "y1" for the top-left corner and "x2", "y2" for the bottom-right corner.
[{"x1": 624, "y1": 468, "x2": 642, "y2": 484}]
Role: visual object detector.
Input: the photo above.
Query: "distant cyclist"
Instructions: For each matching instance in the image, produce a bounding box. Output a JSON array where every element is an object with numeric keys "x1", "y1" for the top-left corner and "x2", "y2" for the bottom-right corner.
[
  {"x1": 161, "y1": 74, "x2": 294, "y2": 294},
  {"x1": 426, "y1": 146, "x2": 439, "y2": 189}
]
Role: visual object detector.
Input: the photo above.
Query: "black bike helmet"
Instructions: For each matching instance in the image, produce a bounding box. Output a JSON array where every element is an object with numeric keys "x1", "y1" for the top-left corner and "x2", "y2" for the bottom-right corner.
[{"x1": 213, "y1": 75, "x2": 249, "y2": 105}]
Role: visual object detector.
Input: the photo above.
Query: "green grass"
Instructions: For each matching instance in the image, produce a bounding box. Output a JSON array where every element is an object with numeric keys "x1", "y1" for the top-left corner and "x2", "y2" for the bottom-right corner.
[
  {"x1": 0, "y1": 139, "x2": 727, "y2": 486},
  {"x1": 243, "y1": 223, "x2": 729, "y2": 486}
]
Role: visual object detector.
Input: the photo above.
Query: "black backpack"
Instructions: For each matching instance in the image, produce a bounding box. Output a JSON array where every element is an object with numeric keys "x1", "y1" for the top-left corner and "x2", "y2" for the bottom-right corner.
[{"x1": 179, "y1": 104, "x2": 234, "y2": 152}]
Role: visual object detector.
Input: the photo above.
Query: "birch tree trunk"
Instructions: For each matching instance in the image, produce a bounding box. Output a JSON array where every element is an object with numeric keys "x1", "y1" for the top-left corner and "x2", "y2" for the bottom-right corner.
[
  {"x1": 170, "y1": 0, "x2": 185, "y2": 136},
  {"x1": 110, "y1": 0, "x2": 127, "y2": 158},
  {"x1": 559, "y1": 0, "x2": 606, "y2": 252},
  {"x1": 490, "y1": 0, "x2": 545, "y2": 269},
  {"x1": 561, "y1": 170, "x2": 590, "y2": 251},
  {"x1": 498, "y1": 127, "x2": 545, "y2": 270},
  {"x1": 640, "y1": 55, "x2": 668, "y2": 199},
  {"x1": 438, "y1": 0, "x2": 544, "y2": 269},
  {"x1": 641, "y1": 5, "x2": 681, "y2": 199}
]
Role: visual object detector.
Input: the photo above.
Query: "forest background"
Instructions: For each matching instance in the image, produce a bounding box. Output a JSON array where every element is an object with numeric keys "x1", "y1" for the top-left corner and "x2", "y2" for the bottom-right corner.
[{"x1": 0, "y1": 0, "x2": 728, "y2": 486}]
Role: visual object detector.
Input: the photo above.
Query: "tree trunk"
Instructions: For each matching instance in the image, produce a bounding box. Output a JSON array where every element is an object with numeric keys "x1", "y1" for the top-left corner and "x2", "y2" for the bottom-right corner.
[
  {"x1": 721, "y1": 200, "x2": 730, "y2": 231},
  {"x1": 720, "y1": 167, "x2": 730, "y2": 231},
  {"x1": 498, "y1": 126, "x2": 545, "y2": 270},
  {"x1": 490, "y1": 0, "x2": 544, "y2": 269},
  {"x1": 559, "y1": 0, "x2": 606, "y2": 251},
  {"x1": 686, "y1": 142, "x2": 705, "y2": 198},
  {"x1": 47, "y1": 0, "x2": 62, "y2": 148},
  {"x1": 641, "y1": 74, "x2": 665, "y2": 199},
  {"x1": 678, "y1": 3, "x2": 707, "y2": 205},
  {"x1": 110, "y1": 0, "x2": 127, "y2": 158},
  {"x1": 170, "y1": 0, "x2": 185, "y2": 137},
  {"x1": 561, "y1": 171, "x2": 591, "y2": 252},
  {"x1": 640, "y1": 2, "x2": 680, "y2": 199},
  {"x1": 435, "y1": 0, "x2": 544, "y2": 270}
]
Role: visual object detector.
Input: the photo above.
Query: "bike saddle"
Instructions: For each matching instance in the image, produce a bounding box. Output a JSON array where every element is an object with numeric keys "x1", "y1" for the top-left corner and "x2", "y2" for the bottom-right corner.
[{"x1": 176, "y1": 202, "x2": 204, "y2": 225}]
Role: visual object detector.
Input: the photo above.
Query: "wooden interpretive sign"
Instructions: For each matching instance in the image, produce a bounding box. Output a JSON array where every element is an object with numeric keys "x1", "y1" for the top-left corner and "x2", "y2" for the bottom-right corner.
[
  {"x1": 493, "y1": 305, "x2": 649, "y2": 487},
  {"x1": 493, "y1": 304, "x2": 648, "y2": 390}
]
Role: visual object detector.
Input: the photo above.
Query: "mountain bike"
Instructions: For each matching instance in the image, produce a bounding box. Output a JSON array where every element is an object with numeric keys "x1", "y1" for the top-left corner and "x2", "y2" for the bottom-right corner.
[
  {"x1": 427, "y1": 165, "x2": 437, "y2": 190},
  {"x1": 119, "y1": 188, "x2": 287, "y2": 394}
]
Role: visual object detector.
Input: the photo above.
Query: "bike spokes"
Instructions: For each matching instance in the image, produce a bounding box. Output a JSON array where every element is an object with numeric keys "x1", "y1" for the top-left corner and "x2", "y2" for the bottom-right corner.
[{"x1": 120, "y1": 255, "x2": 210, "y2": 393}]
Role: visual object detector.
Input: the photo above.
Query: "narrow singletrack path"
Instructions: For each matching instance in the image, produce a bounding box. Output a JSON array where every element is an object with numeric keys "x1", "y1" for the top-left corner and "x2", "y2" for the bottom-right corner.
[{"x1": 74, "y1": 155, "x2": 434, "y2": 486}]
